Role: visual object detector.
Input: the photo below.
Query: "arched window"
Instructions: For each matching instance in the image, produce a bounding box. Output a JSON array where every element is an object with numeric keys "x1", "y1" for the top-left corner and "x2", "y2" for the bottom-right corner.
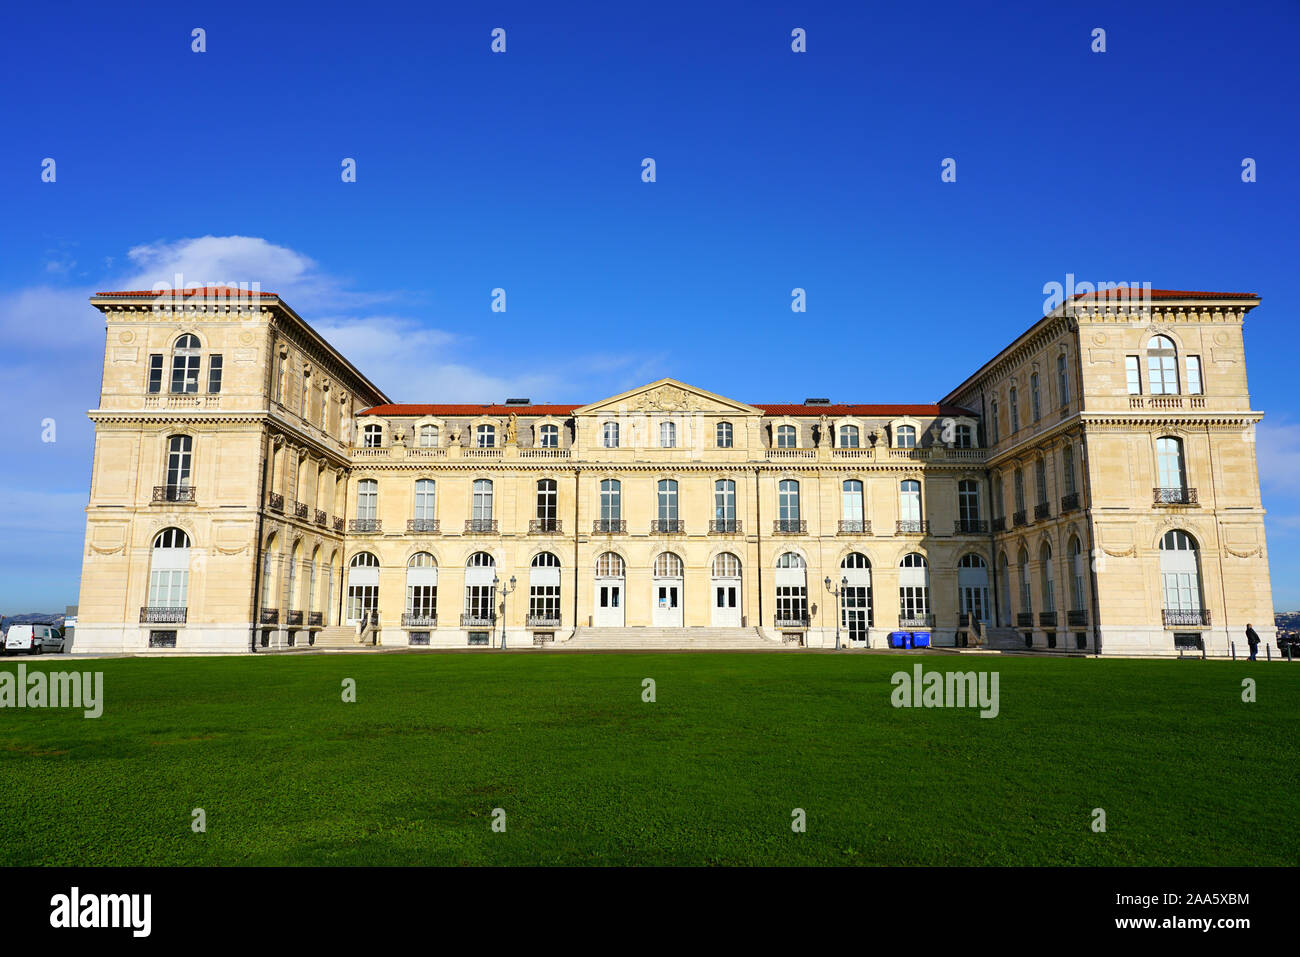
[
  {"x1": 714, "y1": 479, "x2": 737, "y2": 530},
  {"x1": 595, "y1": 552, "x2": 625, "y2": 577},
  {"x1": 308, "y1": 545, "x2": 320, "y2": 615},
  {"x1": 840, "y1": 553, "x2": 873, "y2": 635},
  {"x1": 405, "y1": 552, "x2": 438, "y2": 623},
  {"x1": 895, "y1": 425, "x2": 917, "y2": 448},
  {"x1": 775, "y1": 424, "x2": 797, "y2": 448},
  {"x1": 471, "y1": 479, "x2": 494, "y2": 529},
  {"x1": 414, "y1": 479, "x2": 436, "y2": 523},
  {"x1": 899, "y1": 479, "x2": 922, "y2": 530},
  {"x1": 899, "y1": 553, "x2": 930, "y2": 623},
  {"x1": 539, "y1": 424, "x2": 559, "y2": 448},
  {"x1": 148, "y1": 527, "x2": 190, "y2": 610},
  {"x1": 529, "y1": 552, "x2": 561, "y2": 624},
  {"x1": 1156, "y1": 437, "x2": 1187, "y2": 500},
  {"x1": 1040, "y1": 543, "x2": 1055, "y2": 614},
  {"x1": 1068, "y1": 537, "x2": 1085, "y2": 612},
  {"x1": 775, "y1": 552, "x2": 808, "y2": 626},
  {"x1": 475, "y1": 423, "x2": 496, "y2": 448},
  {"x1": 660, "y1": 420, "x2": 677, "y2": 448},
  {"x1": 957, "y1": 553, "x2": 989, "y2": 624},
  {"x1": 362, "y1": 424, "x2": 382, "y2": 448},
  {"x1": 346, "y1": 552, "x2": 379, "y2": 623},
  {"x1": 170, "y1": 335, "x2": 201, "y2": 394},
  {"x1": 602, "y1": 421, "x2": 620, "y2": 448},
  {"x1": 841, "y1": 479, "x2": 865, "y2": 533},
  {"x1": 164, "y1": 435, "x2": 193, "y2": 499},
  {"x1": 1147, "y1": 335, "x2": 1179, "y2": 395},
  {"x1": 838, "y1": 425, "x2": 860, "y2": 448},
  {"x1": 1160, "y1": 530, "x2": 1204, "y2": 620},
  {"x1": 778, "y1": 479, "x2": 800, "y2": 531},
  {"x1": 716, "y1": 422, "x2": 734, "y2": 448},
  {"x1": 418, "y1": 424, "x2": 439, "y2": 448},
  {"x1": 1017, "y1": 547, "x2": 1032, "y2": 618},
  {"x1": 464, "y1": 552, "x2": 497, "y2": 623},
  {"x1": 536, "y1": 479, "x2": 557, "y2": 529},
  {"x1": 654, "y1": 552, "x2": 683, "y2": 578},
  {"x1": 712, "y1": 552, "x2": 742, "y2": 578},
  {"x1": 958, "y1": 479, "x2": 980, "y2": 528}
]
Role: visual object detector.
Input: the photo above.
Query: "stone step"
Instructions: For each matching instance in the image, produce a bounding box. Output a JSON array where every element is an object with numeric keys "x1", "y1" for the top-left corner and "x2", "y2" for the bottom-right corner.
[
  {"x1": 561, "y1": 627, "x2": 782, "y2": 650},
  {"x1": 314, "y1": 626, "x2": 361, "y2": 648}
]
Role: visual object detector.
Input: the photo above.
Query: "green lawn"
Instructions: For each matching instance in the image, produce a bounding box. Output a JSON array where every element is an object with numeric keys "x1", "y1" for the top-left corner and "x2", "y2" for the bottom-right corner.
[{"x1": 0, "y1": 652, "x2": 1294, "y2": 866}]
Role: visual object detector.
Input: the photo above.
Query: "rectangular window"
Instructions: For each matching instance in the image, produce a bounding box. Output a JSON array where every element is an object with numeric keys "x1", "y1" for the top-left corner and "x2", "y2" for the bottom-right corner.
[
  {"x1": 529, "y1": 586, "x2": 561, "y2": 621},
  {"x1": 1010, "y1": 390, "x2": 1020, "y2": 432},
  {"x1": 1063, "y1": 445, "x2": 1076, "y2": 496},
  {"x1": 990, "y1": 401, "x2": 999, "y2": 444},
  {"x1": 147, "y1": 355, "x2": 164, "y2": 393},
  {"x1": 1126, "y1": 356, "x2": 1141, "y2": 395},
  {"x1": 1186, "y1": 356, "x2": 1203, "y2": 395},
  {"x1": 468, "y1": 631, "x2": 490, "y2": 646},
  {"x1": 1030, "y1": 373, "x2": 1041, "y2": 422},
  {"x1": 1057, "y1": 354, "x2": 1070, "y2": 407},
  {"x1": 207, "y1": 355, "x2": 223, "y2": 394},
  {"x1": 148, "y1": 630, "x2": 177, "y2": 649},
  {"x1": 409, "y1": 631, "x2": 430, "y2": 646}
]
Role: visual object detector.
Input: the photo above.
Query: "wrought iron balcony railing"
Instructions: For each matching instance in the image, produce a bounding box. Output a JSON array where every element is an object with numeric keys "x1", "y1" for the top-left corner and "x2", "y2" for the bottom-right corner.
[
  {"x1": 954, "y1": 519, "x2": 989, "y2": 534},
  {"x1": 1012, "y1": 509, "x2": 1028, "y2": 527},
  {"x1": 294, "y1": 501, "x2": 309, "y2": 519},
  {"x1": 402, "y1": 613, "x2": 438, "y2": 627},
  {"x1": 308, "y1": 611, "x2": 324, "y2": 627},
  {"x1": 1067, "y1": 609, "x2": 1087, "y2": 627},
  {"x1": 651, "y1": 519, "x2": 684, "y2": 534},
  {"x1": 529, "y1": 518, "x2": 562, "y2": 534},
  {"x1": 314, "y1": 508, "x2": 327, "y2": 527},
  {"x1": 1153, "y1": 487, "x2": 1198, "y2": 506},
  {"x1": 1060, "y1": 492, "x2": 1080, "y2": 513},
  {"x1": 527, "y1": 614, "x2": 562, "y2": 627},
  {"x1": 1039, "y1": 611, "x2": 1057, "y2": 627},
  {"x1": 1016, "y1": 611, "x2": 1033, "y2": 628},
  {"x1": 140, "y1": 606, "x2": 187, "y2": 623},
  {"x1": 1163, "y1": 608, "x2": 1210, "y2": 627},
  {"x1": 992, "y1": 516, "x2": 1006, "y2": 533},
  {"x1": 259, "y1": 607, "x2": 279, "y2": 625},
  {"x1": 838, "y1": 519, "x2": 872, "y2": 535},
  {"x1": 287, "y1": 610, "x2": 304, "y2": 626},
  {"x1": 152, "y1": 485, "x2": 196, "y2": 504},
  {"x1": 350, "y1": 518, "x2": 382, "y2": 533},
  {"x1": 896, "y1": 520, "x2": 929, "y2": 535},
  {"x1": 333, "y1": 517, "x2": 345, "y2": 533},
  {"x1": 774, "y1": 614, "x2": 810, "y2": 628},
  {"x1": 269, "y1": 493, "x2": 284, "y2": 512},
  {"x1": 709, "y1": 519, "x2": 742, "y2": 534},
  {"x1": 773, "y1": 519, "x2": 806, "y2": 534},
  {"x1": 899, "y1": 614, "x2": 935, "y2": 628},
  {"x1": 1034, "y1": 502, "x2": 1051, "y2": 521},
  {"x1": 407, "y1": 518, "x2": 440, "y2": 534},
  {"x1": 464, "y1": 519, "x2": 498, "y2": 534},
  {"x1": 593, "y1": 519, "x2": 626, "y2": 534},
  {"x1": 460, "y1": 613, "x2": 496, "y2": 627}
]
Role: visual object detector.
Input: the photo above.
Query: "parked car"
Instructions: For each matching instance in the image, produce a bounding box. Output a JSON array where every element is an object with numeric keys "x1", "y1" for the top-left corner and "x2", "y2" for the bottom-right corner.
[
  {"x1": 1277, "y1": 633, "x2": 1300, "y2": 660},
  {"x1": 3, "y1": 624, "x2": 65, "y2": 655}
]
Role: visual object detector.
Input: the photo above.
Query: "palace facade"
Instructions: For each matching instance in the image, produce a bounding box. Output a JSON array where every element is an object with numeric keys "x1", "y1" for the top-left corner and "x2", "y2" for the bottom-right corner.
[{"x1": 73, "y1": 288, "x2": 1277, "y2": 656}]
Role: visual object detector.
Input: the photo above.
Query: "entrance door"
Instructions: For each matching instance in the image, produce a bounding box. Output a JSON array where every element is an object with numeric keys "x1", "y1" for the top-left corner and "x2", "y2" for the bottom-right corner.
[
  {"x1": 712, "y1": 582, "x2": 740, "y2": 627},
  {"x1": 595, "y1": 582, "x2": 624, "y2": 626},
  {"x1": 653, "y1": 582, "x2": 683, "y2": 627}
]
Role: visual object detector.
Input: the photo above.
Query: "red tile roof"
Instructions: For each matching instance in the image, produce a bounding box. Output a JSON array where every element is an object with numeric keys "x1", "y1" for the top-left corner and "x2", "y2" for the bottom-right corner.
[
  {"x1": 93, "y1": 288, "x2": 278, "y2": 297},
  {"x1": 1070, "y1": 288, "x2": 1257, "y2": 301},
  {"x1": 362, "y1": 402, "x2": 973, "y2": 418}
]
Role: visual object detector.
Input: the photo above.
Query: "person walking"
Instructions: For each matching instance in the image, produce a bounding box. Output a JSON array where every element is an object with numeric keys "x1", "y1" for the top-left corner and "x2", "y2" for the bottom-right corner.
[{"x1": 1246, "y1": 623, "x2": 1260, "y2": 661}]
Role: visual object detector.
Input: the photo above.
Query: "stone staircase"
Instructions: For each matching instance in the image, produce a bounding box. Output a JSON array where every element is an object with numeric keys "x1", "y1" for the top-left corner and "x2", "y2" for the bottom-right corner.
[
  {"x1": 560, "y1": 627, "x2": 786, "y2": 650},
  {"x1": 985, "y1": 626, "x2": 1031, "y2": 651},
  {"x1": 313, "y1": 625, "x2": 363, "y2": 649}
]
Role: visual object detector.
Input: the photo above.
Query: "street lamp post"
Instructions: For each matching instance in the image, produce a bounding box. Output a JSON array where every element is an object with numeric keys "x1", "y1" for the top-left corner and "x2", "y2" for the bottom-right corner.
[
  {"x1": 824, "y1": 575, "x2": 849, "y2": 651},
  {"x1": 497, "y1": 574, "x2": 517, "y2": 649}
]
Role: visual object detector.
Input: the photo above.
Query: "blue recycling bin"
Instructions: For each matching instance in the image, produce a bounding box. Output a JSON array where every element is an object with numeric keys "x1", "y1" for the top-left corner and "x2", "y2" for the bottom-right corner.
[
  {"x1": 888, "y1": 631, "x2": 911, "y2": 649},
  {"x1": 911, "y1": 631, "x2": 931, "y2": 648}
]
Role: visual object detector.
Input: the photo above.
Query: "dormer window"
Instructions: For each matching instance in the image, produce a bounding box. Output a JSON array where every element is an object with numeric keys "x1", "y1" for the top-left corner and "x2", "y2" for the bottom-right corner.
[
  {"x1": 954, "y1": 424, "x2": 974, "y2": 448},
  {"x1": 895, "y1": 425, "x2": 917, "y2": 448},
  {"x1": 362, "y1": 424, "x2": 383, "y2": 448},
  {"x1": 476, "y1": 424, "x2": 496, "y2": 448},
  {"x1": 775, "y1": 425, "x2": 797, "y2": 448},
  {"x1": 418, "y1": 424, "x2": 440, "y2": 447},
  {"x1": 539, "y1": 424, "x2": 559, "y2": 448},
  {"x1": 838, "y1": 425, "x2": 860, "y2": 448}
]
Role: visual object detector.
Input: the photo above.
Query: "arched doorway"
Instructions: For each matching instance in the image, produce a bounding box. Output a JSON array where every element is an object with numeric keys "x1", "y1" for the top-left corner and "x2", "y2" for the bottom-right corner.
[
  {"x1": 594, "y1": 551, "x2": 625, "y2": 627},
  {"x1": 711, "y1": 552, "x2": 742, "y2": 627},
  {"x1": 346, "y1": 552, "x2": 379, "y2": 624},
  {"x1": 840, "y1": 553, "x2": 872, "y2": 642},
  {"x1": 652, "y1": 552, "x2": 684, "y2": 627}
]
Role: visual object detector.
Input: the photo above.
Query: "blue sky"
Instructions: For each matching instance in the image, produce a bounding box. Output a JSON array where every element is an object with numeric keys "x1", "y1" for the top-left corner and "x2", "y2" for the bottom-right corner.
[{"x1": 1, "y1": 0, "x2": 1297, "y2": 612}]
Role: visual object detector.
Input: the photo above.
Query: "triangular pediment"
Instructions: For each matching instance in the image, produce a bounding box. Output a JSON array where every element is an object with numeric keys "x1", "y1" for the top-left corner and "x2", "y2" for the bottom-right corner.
[{"x1": 574, "y1": 378, "x2": 763, "y2": 416}]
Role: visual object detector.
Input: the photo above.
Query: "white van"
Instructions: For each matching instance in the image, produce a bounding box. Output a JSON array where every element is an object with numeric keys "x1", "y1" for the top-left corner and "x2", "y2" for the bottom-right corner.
[{"x1": 3, "y1": 624, "x2": 65, "y2": 655}]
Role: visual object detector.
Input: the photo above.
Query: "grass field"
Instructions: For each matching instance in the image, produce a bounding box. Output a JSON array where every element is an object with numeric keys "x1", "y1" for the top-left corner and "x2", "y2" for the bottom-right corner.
[{"x1": 0, "y1": 652, "x2": 1295, "y2": 866}]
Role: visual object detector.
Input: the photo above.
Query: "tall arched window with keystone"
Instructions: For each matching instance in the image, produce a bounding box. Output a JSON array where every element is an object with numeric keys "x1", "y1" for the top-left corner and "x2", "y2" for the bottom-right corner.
[
  {"x1": 716, "y1": 421, "x2": 733, "y2": 448},
  {"x1": 774, "y1": 552, "x2": 808, "y2": 627},
  {"x1": 1160, "y1": 530, "x2": 1204, "y2": 626},
  {"x1": 1147, "y1": 336, "x2": 1180, "y2": 395},
  {"x1": 346, "y1": 552, "x2": 379, "y2": 624},
  {"x1": 898, "y1": 553, "x2": 930, "y2": 625},
  {"x1": 841, "y1": 553, "x2": 873, "y2": 638},
  {"x1": 170, "y1": 335, "x2": 201, "y2": 394},
  {"x1": 529, "y1": 552, "x2": 561, "y2": 625},
  {"x1": 147, "y1": 527, "x2": 190, "y2": 618},
  {"x1": 464, "y1": 552, "x2": 497, "y2": 625},
  {"x1": 405, "y1": 553, "x2": 437, "y2": 625},
  {"x1": 957, "y1": 554, "x2": 989, "y2": 625}
]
